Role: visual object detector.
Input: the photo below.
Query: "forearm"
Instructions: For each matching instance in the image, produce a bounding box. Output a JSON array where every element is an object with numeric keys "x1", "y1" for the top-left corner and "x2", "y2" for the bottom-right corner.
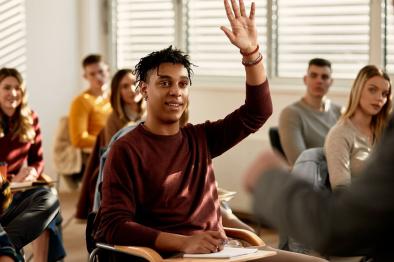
[{"x1": 155, "y1": 232, "x2": 186, "y2": 253}]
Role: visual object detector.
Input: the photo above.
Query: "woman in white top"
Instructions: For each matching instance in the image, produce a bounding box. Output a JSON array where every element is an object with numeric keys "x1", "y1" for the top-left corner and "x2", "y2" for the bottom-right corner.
[{"x1": 325, "y1": 65, "x2": 392, "y2": 189}]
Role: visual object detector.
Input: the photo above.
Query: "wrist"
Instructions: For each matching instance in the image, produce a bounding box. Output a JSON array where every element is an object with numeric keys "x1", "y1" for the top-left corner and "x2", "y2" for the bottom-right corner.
[
  {"x1": 155, "y1": 232, "x2": 186, "y2": 252},
  {"x1": 242, "y1": 52, "x2": 263, "y2": 67},
  {"x1": 240, "y1": 45, "x2": 259, "y2": 57}
]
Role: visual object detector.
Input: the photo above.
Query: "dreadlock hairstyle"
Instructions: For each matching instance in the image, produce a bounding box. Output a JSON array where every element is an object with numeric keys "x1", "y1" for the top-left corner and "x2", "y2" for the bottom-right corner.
[
  {"x1": 341, "y1": 65, "x2": 392, "y2": 143},
  {"x1": 110, "y1": 69, "x2": 145, "y2": 124},
  {"x1": 134, "y1": 45, "x2": 194, "y2": 87},
  {"x1": 0, "y1": 68, "x2": 35, "y2": 143}
]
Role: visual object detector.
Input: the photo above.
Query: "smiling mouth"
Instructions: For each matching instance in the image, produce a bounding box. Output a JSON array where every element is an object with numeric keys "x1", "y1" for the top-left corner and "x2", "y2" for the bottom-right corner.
[{"x1": 165, "y1": 102, "x2": 183, "y2": 110}]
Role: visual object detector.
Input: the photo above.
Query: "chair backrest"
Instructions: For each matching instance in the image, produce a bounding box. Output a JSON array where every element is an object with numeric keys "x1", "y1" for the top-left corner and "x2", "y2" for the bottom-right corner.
[
  {"x1": 291, "y1": 147, "x2": 331, "y2": 191},
  {"x1": 52, "y1": 116, "x2": 82, "y2": 175},
  {"x1": 92, "y1": 123, "x2": 140, "y2": 212},
  {"x1": 85, "y1": 123, "x2": 140, "y2": 254},
  {"x1": 268, "y1": 127, "x2": 286, "y2": 159}
]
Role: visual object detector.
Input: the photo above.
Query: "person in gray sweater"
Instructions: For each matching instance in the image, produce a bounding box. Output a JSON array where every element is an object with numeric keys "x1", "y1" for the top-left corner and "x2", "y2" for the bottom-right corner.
[{"x1": 279, "y1": 58, "x2": 341, "y2": 165}]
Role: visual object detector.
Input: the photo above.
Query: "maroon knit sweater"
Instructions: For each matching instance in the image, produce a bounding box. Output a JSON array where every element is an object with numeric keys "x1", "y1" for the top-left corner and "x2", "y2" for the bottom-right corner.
[
  {"x1": 95, "y1": 81, "x2": 272, "y2": 247},
  {"x1": 0, "y1": 110, "x2": 44, "y2": 177}
]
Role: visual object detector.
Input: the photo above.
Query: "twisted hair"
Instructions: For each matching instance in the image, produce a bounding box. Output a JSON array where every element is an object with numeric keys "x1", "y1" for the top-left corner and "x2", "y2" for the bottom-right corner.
[
  {"x1": 342, "y1": 65, "x2": 392, "y2": 143},
  {"x1": 0, "y1": 68, "x2": 35, "y2": 143},
  {"x1": 134, "y1": 46, "x2": 194, "y2": 86}
]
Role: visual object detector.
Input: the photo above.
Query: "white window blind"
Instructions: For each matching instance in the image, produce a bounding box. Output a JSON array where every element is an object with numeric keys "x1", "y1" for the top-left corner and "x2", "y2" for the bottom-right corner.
[
  {"x1": 186, "y1": 0, "x2": 266, "y2": 76},
  {"x1": 275, "y1": 0, "x2": 370, "y2": 79},
  {"x1": 385, "y1": 1, "x2": 394, "y2": 73},
  {"x1": 114, "y1": 0, "x2": 175, "y2": 69},
  {"x1": 0, "y1": 0, "x2": 26, "y2": 73}
]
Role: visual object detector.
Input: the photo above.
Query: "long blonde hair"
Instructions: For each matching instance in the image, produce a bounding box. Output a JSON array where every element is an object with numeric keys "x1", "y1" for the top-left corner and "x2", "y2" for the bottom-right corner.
[
  {"x1": 0, "y1": 68, "x2": 35, "y2": 143},
  {"x1": 342, "y1": 65, "x2": 392, "y2": 142}
]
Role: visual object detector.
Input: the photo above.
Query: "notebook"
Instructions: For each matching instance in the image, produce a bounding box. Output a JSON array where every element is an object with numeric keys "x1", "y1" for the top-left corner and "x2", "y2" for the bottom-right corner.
[{"x1": 183, "y1": 247, "x2": 258, "y2": 259}]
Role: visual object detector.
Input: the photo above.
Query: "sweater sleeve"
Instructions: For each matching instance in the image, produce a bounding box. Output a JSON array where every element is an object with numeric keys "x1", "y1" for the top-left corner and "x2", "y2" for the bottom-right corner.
[
  {"x1": 95, "y1": 141, "x2": 160, "y2": 247},
  {"x1": 27, "y1": 111, "x2": 44, "y2": 175},
  {"x1": 69, "y1": 96, "x2": 96, "y2": 149},
  {"x1": 278, "y1": 106, "x2": 305, "y2": 165},
  {"x1": 205, "y1": 80, "x2": 272, "y2": 158},
  {"x1": 324, "y1": 123, "x2": 352, "y2": 188}
]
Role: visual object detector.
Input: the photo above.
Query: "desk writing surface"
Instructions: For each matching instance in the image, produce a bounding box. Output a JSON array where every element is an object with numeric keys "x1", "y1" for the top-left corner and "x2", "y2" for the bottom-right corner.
[
  {"x1": 10, "y1": 180, "x2": 56, "y2": 192},
  {"x1": 166, "y1": 249, "x2": 276, "y2": 262}
]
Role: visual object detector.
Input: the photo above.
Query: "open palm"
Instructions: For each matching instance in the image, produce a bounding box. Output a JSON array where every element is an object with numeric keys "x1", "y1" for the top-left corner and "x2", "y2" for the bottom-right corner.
[{"x1": 221, "y1": 0, "x2": 258, "y2": 52}]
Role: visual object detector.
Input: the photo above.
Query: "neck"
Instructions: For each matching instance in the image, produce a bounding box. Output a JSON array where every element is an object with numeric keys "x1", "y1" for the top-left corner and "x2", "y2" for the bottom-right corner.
[
  {"x1": 143, "y1": 117, "x2": 180, "y2": 135},
  {"x1": 127, "y1": 103, "x2": 139, "y2": 115},
  {"x1": 87, "y1": 86, "x2": 104, "y2": 97},
  {"x1": 1, "y1": 107, "x2": 15, "y2": 117},
  {"x1": 302, "y1": 95, "x2": 325, "y2": 111},
  {"x1": 350, "y1": 109, "x2": 373, "y2": 131}
]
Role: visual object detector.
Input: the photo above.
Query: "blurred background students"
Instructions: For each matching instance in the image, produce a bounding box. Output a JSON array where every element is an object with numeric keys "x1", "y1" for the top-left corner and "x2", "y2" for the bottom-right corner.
[
  {"x1": 75, "y1": 69, "x2": 145, "y2": 220},
  {"x1": 279, "y1": 58, "x2": 341, "y2": 165},
  {"x1": 67, "y1": 54, "x2": 112, "y2": 188},
  {"x1": 243, "y1": 70, "x2": 394, "y2": 261}
]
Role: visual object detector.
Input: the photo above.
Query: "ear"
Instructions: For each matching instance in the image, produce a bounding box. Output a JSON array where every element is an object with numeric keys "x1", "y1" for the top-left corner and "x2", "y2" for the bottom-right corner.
[
  {"x1": 303, "y1": 75, "x2": 307, "y2": 85},
  {"x1": 139, "y1": 81, "x2": 148, "y2": 97}
]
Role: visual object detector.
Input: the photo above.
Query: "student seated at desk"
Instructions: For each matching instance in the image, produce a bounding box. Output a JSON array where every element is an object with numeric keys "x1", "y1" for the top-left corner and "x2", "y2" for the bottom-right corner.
[
  {"x1": 0, "y1": 68, "x2": 65, "y2": 262},
  {"x1": 325, "y1": 65, "x2": 392, "y2": 189},
  {"x1": 94, "y1": 1, "x2": 324, "y2": 261}
]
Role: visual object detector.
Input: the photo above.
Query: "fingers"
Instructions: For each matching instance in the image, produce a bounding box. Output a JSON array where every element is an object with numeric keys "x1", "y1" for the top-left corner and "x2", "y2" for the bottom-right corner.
[
  {"x1": 249, "y1": 2, "x2": 255, "y2": 20},
  {"x1": 239, "y1": 0, "x2": 247, "y2": 17},
  {"x1": 230, "y1": 0, "x2": 241, "y2": 18},
  {"x1": 226, "y1": 0, "x2": 250, "y2": 19},
  {"x1": 206, "y1": 230, "x2": 227, "y2": 241},
  {"x1": 220, "y1": 26, "x2": 235, "y2": 43},
  {"x1": 224, "y1": 0, "x2": 235, "y2": 21}
]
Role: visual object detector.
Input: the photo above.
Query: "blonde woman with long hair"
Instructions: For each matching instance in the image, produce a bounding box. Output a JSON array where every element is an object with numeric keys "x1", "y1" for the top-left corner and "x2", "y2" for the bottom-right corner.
[
  {"x1": 325, "y1": 65, "x2": 392, "y2": 189},
  {"x1": 0, "y1": 68, "x2": 64, "y2": 261}
]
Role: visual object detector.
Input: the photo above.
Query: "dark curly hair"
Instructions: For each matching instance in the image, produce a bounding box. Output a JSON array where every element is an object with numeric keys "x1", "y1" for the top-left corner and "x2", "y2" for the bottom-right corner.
[{"x1": 134, "y1": 46, "x2": 194, "y2": 86}]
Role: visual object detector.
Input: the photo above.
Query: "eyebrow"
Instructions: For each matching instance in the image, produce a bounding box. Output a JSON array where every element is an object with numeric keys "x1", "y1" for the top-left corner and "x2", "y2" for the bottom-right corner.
[{"x1": 157, "y1": 75, "x2": 189, "y2": 81}]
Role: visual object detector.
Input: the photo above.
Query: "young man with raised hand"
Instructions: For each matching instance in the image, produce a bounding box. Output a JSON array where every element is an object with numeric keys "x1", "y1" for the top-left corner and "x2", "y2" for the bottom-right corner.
[{"x1": 94, "y1": 1, "x2": 324, "y2": 261}]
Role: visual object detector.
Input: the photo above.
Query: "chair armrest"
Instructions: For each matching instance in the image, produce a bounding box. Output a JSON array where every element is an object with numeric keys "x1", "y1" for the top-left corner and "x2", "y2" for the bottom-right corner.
[
  {"x1": 224, "y1": 227, "x2": 265, "y2": 246},
  {"x1": 96, "y1": 243, "x2": 163, "y2": 262},
  {"x1": 39, "y1": 173, "x2": 53, "y2": 183}
]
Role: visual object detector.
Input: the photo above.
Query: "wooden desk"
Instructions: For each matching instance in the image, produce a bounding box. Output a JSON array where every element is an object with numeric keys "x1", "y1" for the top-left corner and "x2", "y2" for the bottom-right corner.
[{"x1": 10, "y1": 180, "x2": 56, "y2": 192}]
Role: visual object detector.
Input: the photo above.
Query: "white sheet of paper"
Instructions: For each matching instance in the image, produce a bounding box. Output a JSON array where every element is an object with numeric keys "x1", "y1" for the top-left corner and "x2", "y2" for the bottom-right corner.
[{"x1": 183, "y1": 247, "x2": 258, "y2": 259}]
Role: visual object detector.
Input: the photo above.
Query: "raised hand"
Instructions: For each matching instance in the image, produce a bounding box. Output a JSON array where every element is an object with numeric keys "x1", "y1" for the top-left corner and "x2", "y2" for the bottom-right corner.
[{"x1": 220, "y1": 0, "x2": 258, "y2": 53}]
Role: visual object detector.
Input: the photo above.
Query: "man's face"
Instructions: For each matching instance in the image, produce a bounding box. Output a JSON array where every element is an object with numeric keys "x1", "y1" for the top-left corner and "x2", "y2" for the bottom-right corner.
[
  {"x1": 141, "y1": 63, "x2": 189, "y2": 125},
  {"x1": 83, "y1": 62, "x2": 109, "y2": 91},
  {"x1": 304, "y1": 65, "x2": 333, "y2": 99}
]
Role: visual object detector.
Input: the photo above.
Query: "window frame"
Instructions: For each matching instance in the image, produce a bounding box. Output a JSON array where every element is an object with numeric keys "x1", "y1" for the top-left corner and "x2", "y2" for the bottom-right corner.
[{"x1": 109, "y1": 0, "x2": 391, "y2": 91}]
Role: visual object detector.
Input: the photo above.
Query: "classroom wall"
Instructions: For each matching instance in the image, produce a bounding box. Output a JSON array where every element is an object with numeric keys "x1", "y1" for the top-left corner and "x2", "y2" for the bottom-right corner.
[
  {"x1": 25, "y1": 0, "x2": 107, "y2": 191},
  {"x1": 23, "y1": 0, "x2": 350, "y2": 213}
]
